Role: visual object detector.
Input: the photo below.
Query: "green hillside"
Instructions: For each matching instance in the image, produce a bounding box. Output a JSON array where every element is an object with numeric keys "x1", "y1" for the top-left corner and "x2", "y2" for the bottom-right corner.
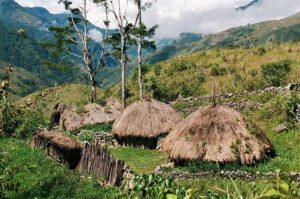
[
  {"x1": 15, "y1": 84, "x2": 104, "y2": 118},
  {"x1": 0, "y1": 61, "x2": 45, "y2": 99},
  {"x1": 148, "y1": 12, "x2": 300, "y2": 63},
  {"x1": 109, "y1": 43, "x2": 300, "y2": 103}
]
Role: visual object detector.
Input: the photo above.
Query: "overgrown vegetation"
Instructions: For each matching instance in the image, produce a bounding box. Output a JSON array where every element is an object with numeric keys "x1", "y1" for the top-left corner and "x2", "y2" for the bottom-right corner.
[
  {"x1": 108, "y1": 43, "x2": 300, "y2": 103},
  {"x1": 80, "y1": 123, "x2": 113, "y2": 132},
  {"x1": 261, "y1": 60, "x2": 292, "y2": 87},
  {"x1": 0, "y1": 139, "x2": 117, "y2": 199}
]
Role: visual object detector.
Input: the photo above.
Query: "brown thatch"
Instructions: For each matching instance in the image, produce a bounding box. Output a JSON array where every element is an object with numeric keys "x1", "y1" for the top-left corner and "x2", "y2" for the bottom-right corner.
[
  {"x1": 60, "y1": 106, "x2": 82, "y2": 132},
  {"x1": 81, "y1": 103, "x2": 121, "y2": 126},
  {"x1": 162, "y1": 105, "x2": 274, "y2": 165},
  {"x1": 31, "y1": 130, "x2": 83, "y2": 168},
  {"x1": 112, "y1": 100, "x2": 182, "y2": 139},
  {"x1": 51, "y1": 98, "x2": 121, "y2": 132}
]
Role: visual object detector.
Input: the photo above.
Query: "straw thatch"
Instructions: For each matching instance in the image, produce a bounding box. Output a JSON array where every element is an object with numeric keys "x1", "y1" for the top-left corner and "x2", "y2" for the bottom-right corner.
[
  {"x1": 31, "y1": 130, "x2": 83, "y2": 168},
  {"x1": 162, "y1": 105, "x2": 274, "y2": 165},
  {"x1": 112, "y1": 100, "x2": 182, "y2": 148},
  {"x1": 51, "y1": 98, "x2": 121, "y2": 132}
]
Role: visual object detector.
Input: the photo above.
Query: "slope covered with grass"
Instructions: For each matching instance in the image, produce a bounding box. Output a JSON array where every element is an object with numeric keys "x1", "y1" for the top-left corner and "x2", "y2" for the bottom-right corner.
[
  {"x1": 109, "y1": 43, "x2": 300, "y2": 104},
  {"x1": 0, "y1": 139, "x2": 117, "y2": 199},
  {"x1": 16, "y1": 84, "x2": 104, "y2": 118}
]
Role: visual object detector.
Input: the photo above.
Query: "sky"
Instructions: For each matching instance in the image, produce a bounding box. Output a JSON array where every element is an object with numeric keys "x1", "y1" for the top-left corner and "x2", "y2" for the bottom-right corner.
[{"x1": 15, "y1": 0, "x2": 300, "y2": 38}]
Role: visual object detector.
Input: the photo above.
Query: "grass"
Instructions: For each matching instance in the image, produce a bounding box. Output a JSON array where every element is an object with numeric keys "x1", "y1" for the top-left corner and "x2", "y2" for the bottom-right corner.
[
  {"x1": 0, "y1": 138, "x2": 117, "y2": 199},
  {"x1": 111, "y1": 147, "x2": 168, "y2": 174},
  {"x1": 178, "y1": 176, "x2": 300, "y2": 198},
  {"x1": 80, "y1": 123, "x2": 113, "y2": 132},
  {"x1": 108, "y1": 43, "x2": 300, "y2": 104},
  {"x1": 15, "y1": 84, "x2": 104, "y2": 118}
]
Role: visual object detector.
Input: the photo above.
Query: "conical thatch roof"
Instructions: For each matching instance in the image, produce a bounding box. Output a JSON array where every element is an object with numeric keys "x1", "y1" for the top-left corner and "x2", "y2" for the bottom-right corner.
[
  {"x1": 162, "y1": 105, "x2": 274, "y2": 165},
  {"x1": 112, "y1": 100, "x2": 182, "y2": 138}
]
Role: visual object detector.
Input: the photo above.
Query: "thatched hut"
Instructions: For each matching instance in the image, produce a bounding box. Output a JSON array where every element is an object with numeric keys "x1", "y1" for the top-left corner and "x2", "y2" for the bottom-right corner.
[
  {"x1": 162, "y1": 105, "x2": 274, "y2": 165},
  {"x1": 112, "y1": 100, "x2": 182, "y2": 149},
  {"x1": 50, "y1": 98, "x2": 121, "y2": 132}
]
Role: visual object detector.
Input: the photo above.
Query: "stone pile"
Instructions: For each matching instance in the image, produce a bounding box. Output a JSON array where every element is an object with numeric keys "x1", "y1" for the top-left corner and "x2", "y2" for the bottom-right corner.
[
  {"x1": 296, "y1": 105, "x2": 300, "y2": 124},
  {"x1": 155, "y1": 167, "x2": 300, "y2": 183},
  {"x1": 172, "y1": 84, "x2": 300, "y2": 106},
  {"x1": 78, "y1": 130, "x2": 118, "y2": 147},
  {"x1": 94, "y1": 132, "x2": 118, "y2": 147}
]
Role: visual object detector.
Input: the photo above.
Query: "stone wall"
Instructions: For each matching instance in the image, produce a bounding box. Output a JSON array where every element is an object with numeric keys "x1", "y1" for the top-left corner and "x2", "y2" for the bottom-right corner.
[
  {"x1": 155, "y1": 168, "x2": 300, "y2": 183},
  {"x1": 297, "y1": 105, "x2": 300, "y2": 124},
  {"x1": 78, "y1": 130, "x2": 118, "y2": 147},
  {"x1": 171, "y1": 84, "x2": 300, "y2": 115},
  {"x1": 172, "y1": 84, "x2": 300, "y2": 105}
]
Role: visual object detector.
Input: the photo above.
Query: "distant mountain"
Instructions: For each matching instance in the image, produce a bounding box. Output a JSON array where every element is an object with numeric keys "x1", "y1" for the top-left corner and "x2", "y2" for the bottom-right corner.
[
  {"x1": 0, "y1": 0, "x2": 108, "y2": 41},
  {"x1": 0, "y1": 0, "x2": 124, "y2": 98},
  {"x1": 147, "y1": 11, "x2": 300, "y2": 64},
  {"x1": 236, "y1": 0, "x2": 263, "y2": 11}
]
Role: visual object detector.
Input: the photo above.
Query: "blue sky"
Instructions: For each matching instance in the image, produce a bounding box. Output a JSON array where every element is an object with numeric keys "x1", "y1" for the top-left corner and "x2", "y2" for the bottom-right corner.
[{"x1": 15, "y1": 0, "x2": 300, "y2": 38}]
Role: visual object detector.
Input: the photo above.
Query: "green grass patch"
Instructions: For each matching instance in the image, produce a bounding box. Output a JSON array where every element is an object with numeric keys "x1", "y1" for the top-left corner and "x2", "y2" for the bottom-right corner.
[
  {"x1": 0, "y1": 139, "x2": 117, "y2": 199},
  {"x1": 111, "y1": 147, "x2": 168, "y2": 174},
  {"x1": 80, "y1": 123, "x2": 112, "y2": 132},
  {"x1": 178, "y1": 176, "x2": 300, "y2": 198}
]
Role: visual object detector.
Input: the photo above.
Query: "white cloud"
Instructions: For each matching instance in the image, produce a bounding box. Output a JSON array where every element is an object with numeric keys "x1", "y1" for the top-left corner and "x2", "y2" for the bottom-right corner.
[
  {"x1": 88, "y1": 28, "x2": 103, "y2": 43},
  {"x1": 15, "y1": 0, "x2": 300, "y2": 38}
]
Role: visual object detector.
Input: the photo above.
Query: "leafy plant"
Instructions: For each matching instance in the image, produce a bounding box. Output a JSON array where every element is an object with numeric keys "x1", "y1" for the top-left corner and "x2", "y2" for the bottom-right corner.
[
  {"x1": 197, "y1": 72, "x2": 206, "y2": 83},
  {"x1": 121, "y1": 174, "x2": 194, "y2": 199},
  {"x1": 15, "y1": 109, "x2": 47, "y2": 139},
  {"x1": 261, "y1": 60, "x2": 291, "y2": 87},
  {"x1": 80, "y1": 123, "x2": 113, "y2": 132},
  {"x1": 211, "y1": 64, "x2": 227, "y2": 76}
]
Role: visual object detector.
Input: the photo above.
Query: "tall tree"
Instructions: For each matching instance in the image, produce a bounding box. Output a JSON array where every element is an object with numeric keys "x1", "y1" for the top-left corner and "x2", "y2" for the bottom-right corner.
[
  {"x1": 45, "y1": 0, "x2": 109, "y2": 103},
  {"x1": 95, "y1": 0, "x2": 139, "y2": 109},
  {"x1": 131, "y1": 0, "x2": 157, "y2": 100}
]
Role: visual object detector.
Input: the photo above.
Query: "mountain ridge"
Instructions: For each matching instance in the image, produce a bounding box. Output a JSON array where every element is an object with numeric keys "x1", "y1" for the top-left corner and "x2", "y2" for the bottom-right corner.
[{"x1": 147, "y1": 11, "x2": 300, "y2": 64}]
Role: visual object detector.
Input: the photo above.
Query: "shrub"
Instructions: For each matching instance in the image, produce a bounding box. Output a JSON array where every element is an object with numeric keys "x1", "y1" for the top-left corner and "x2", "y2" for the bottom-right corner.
[
  {"x1": 15, "y1": 110, "x2": 47, "y2": 139},
  {"x1": 148, "y1": 78, "x2": 177, "y2": 103},
  {"x1": 254, "y1": 46, "x2": 266, "y2": 56},
  {"x1": 0, "y1": 97, "x2": 21, "y2": 137},
  {"x1": 211, "y1": 64, "x2": 227, "y2": 76},
  {"x1": 261, "y1": 60, "x2": 291, "y2": 87},
  {"x1": 171, "y1": 61, "x2": 187, "y2": 72},
  {"x1": 153, "y1": 64, "x2": 162, "y2": 76},
  {"x1": 197, "y1": 72, "x2": 206, "y2": 83},
  {"x1": 180, "y1": 84, "x2": 193, "y2": 98}
]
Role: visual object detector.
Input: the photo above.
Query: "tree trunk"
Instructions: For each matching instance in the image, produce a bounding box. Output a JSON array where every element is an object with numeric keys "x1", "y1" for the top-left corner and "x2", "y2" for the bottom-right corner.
[
  {"x1": 90, "y1": 74, "x2": 97, "y2": 103},
  {"x1": 137, "y1": 38, "x2": 143, "y2": 100},
  {"x1": 137, "y1": 3, "x2": 143, "y2": 100},
  {"x1": 120, "y1": 35, "x2": 126, "y2": 109}
]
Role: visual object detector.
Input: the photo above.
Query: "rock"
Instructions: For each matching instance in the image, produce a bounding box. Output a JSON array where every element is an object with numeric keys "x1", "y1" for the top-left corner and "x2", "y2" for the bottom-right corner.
[
  {"x1": 160, "y1": 162, "x2": 175, "y2": 169},
  {"x1": 285, "y1": 83, "x2": 300, "y2": 92},
  {"x1": 273, "y1": 124, "x2": 288, "y2": 133},
  {"x1": 155, "y1": 166, "x2": 162, "y2": 172}
]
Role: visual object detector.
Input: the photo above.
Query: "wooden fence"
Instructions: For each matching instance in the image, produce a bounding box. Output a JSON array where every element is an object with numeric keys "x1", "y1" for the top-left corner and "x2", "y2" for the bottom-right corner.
[
  {"x1": 78, "y1": 143, "x2": 125, "y2": 186},
  {"x1": 31, "y1": 130, "x2": 125, "y2": 186}
]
